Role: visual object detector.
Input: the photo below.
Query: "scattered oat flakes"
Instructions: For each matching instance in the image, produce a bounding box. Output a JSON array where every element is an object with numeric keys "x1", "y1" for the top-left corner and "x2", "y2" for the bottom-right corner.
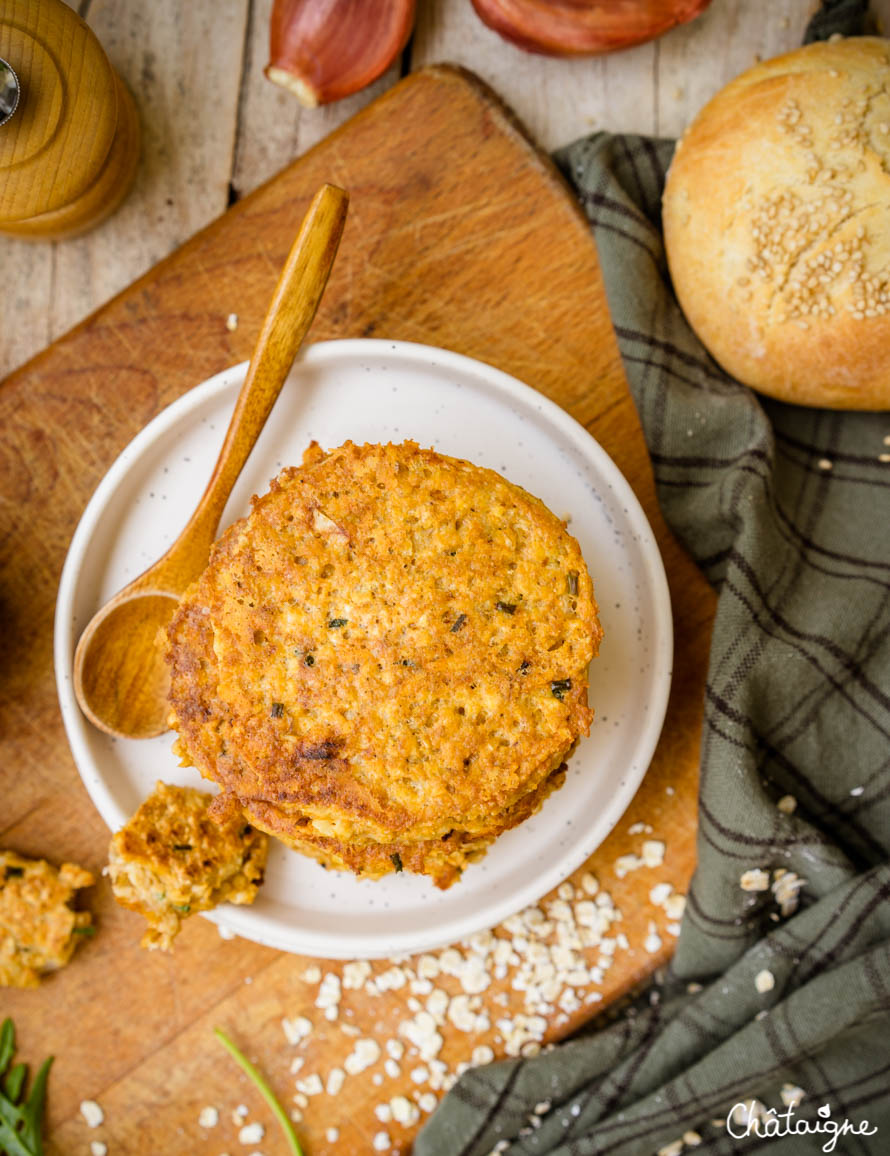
[
  {"x1": 226, "y1": 313, "x2": 239, "y2": 332},
  {"x1": 772, "y1": 870, "x2": 804, "y2": 916},
  {"x1": 390, "y1": 1094, "x2": 420, "y2": 1126},
  {"x1": 218, "y1": 924, "x2": 236, "y2": 940},
  {"x1": 326, "y1": 1127, "x2": 339, "y2": 1142},
  {"x1": 818, "y1": 458, "x2": 833, "y2": 470},
  {"x1": 296, "y1": 1074, "x2": 323, "y2": 1097},
  {"x1": 641, "y1": 840, "x2": 665, "y2": 867},
  {"x1": 90, "y1": 1143, "x2": 107, "y2": 1156},
  {"x1": 777, "y1": 795, "x2": 797, "y2": 814},
  {"x1": 345, "y1": 1037, "x2": 381, "y2": 1076},
  {"x1": 302, "y1": 965, "x2": 321, "y2": 984},
  {"x1": 614, "y1": 853, "x2": 643, "y2": 878},
  {"x1": 643, "y1": 921, "x2": 663, "y2": 954},
  {"x1": 282, "y1": 1015, "x2": 313, "y2": 1045},
  {"x1": 326, "y1": 1067, "x2": 345, "y2": 1096},
  {"x1": 781, "y1": 1083, "x2": 806, "y2": 1108},
  {"x1": 755, "y1": 969, "x2": 775, "y2": 993},
  {"x1": 80, "y1": 1101, "x2": 104, "y2": 1128},
  {"x1": 199, "y1": 1106, "x2": 219, "y2": 1128},
  {"x1": 238, "y1": 1121, "x2": 264, "y2": 1144},
  {"x1": 740, "y1": 868, "x2": 770, "y2": 892},
  {"x1": 683, "y1": 1131, "x2": 702, "y2": 1147},
  {"x1": 373, "y1": 1131, "x2": 391, "y2": 1151},
  {"x1": 664, "y1": 894, "x2": 686, "y2": 921},
  {"x1": 850, "y1": 786, "x2": 865, "y2": 796},
  {"x1": 657, "y1": 1141, "x2": 684, "y2": 1156}
]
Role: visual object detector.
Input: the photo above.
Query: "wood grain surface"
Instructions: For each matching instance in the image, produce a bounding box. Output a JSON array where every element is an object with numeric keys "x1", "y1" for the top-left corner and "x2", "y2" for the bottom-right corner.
[
  {"x1": 0, "y1": 66, "x2": 714, "y2": 1155},
  {"x1": 7, "y1": 0, "x2": 889, "y2": 379}
]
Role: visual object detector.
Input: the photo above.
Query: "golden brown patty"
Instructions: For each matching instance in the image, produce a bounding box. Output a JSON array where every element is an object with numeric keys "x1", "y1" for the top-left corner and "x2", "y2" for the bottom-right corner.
[
  {"x1": 0, "y1": 851, "x2": 94, "y2": 988},
  {"x1": 167, "y1": 441, "x2": 602, "y2": 886},
  {"x1": 106, "y1": 781, "x2": 267, "y2": 951},
  {"x1": 247, "y1": 763, "x2": 568, "y2": 890}
]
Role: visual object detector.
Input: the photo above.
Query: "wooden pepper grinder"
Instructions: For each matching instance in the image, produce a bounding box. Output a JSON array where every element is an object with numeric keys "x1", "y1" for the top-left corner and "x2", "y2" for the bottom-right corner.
[{"x1": 0, "y1": 0, "x2": 140, "y2": 240}]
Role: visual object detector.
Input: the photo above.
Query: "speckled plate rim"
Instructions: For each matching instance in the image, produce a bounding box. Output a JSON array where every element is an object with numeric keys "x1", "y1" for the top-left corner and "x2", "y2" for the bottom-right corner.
[{"x1": 55, "y1": 339, "x2": 673, "y2": 959}]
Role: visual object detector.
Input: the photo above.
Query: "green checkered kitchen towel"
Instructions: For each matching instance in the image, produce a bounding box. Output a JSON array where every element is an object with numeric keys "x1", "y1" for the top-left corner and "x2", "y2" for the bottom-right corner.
[{"x1": 415, "y1": 8, "x2": 890, "y2": 1156}]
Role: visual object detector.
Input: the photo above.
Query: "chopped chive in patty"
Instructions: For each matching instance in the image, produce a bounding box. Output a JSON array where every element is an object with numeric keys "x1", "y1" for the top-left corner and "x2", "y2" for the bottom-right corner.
[
  {"x1": 327, "y1": 618, "x2": 348, "y2": 628},
  {"x1": 451, "y1": 613, "x2": 467, "y2": 633},
  {"x1": 550, "y1": 678, "x2": 572, "y2": 700},
  {"x1": 391, "y1": 853, "x2": 403, "y2": 872},
  {"x1": 270, "y1": 702, "x2": 285, "y2": 718},
  {"x1": 495, "y1": 601, "x2": 517, "y2": 614}
]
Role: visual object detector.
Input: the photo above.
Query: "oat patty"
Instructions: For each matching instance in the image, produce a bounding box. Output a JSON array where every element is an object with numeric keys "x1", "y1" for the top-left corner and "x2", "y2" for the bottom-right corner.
[
  {"x1": 106, "y1": 781, "x2": 267, "y2": 950},
  {"x1": 0, "y1": 851, "x2": 94, "y2": 988},
  {"x1": 167, "y1": 441, "x2": 602, "y2": 887}
]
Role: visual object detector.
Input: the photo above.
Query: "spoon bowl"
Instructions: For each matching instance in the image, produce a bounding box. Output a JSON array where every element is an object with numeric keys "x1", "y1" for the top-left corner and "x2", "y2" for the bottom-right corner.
[
  {"x1": 75, "y1": 592, "x2": 180, "y2": 738},
  {"x1": 73, "y1": 183, "x2": 349, "y2": 739}
]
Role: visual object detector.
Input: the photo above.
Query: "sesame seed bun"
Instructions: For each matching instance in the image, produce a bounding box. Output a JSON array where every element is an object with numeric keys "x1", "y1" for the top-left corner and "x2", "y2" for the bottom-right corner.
[{"x1": 663, "y1": 37, "x2": 890, "y2": 410}]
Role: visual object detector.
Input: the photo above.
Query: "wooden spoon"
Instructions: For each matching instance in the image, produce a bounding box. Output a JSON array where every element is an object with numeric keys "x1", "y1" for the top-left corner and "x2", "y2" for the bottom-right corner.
[{"x1": 73, "y1": 183, "x2": 349, "y2": 739}]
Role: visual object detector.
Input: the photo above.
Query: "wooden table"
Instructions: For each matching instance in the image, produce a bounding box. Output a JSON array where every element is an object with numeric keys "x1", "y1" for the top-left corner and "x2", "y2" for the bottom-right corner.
[
  {"x1": 2, "y1": 4, "x2": 887, "y2": 1155},
  {"x1": 5, "y1": 0, "x2": 889, "y2": 379}
]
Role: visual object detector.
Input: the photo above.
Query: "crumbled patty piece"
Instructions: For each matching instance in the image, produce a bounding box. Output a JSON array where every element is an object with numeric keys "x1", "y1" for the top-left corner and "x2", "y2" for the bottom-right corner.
[
  {"x1": 0, "y1": 851, "x2": 95, "y2": 988},
  {"x1": 167, "y1": 441, "x2": 602, "y2": 888},
  {"x1": 106, "y1": 781, "x2": 267, "y2": 951}
]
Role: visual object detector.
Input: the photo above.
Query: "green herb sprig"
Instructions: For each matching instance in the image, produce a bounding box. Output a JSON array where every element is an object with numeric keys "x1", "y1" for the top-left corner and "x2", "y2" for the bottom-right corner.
[
  {"x1": 0, "y1": 1019, "x2": 53, "y2": 1156},
  {"x1": 214, "y1": 1027, "x2": 303, "y2": 1156}
]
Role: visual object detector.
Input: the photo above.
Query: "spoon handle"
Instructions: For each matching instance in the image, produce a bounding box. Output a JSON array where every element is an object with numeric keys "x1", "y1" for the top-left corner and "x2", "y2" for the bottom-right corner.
[{"x1": 158, "y1": 183, "x2": 349, "y2": 590}]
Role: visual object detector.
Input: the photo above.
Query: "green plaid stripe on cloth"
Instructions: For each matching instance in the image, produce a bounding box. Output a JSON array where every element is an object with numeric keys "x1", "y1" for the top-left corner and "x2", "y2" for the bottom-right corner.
[{"x1": 415, "y1": 9, "x2": 890, "y2": 1156}]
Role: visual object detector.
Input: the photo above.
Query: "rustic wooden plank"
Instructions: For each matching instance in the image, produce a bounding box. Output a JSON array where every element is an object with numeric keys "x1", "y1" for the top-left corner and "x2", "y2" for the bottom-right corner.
[
  {"x1": 412, "y1": 0, "x2": 659, "y2": 144},
  {"x1": 1, "y1": 66, "x2": 712, "y2": 1153},
  {"x1": 231, "y1": 0, "x2": 401, "y2": 199},
  {"x1": 0, "y1": 0, "x2": 250, "y2": 377},
  {"x1": 655, "y1": 0, "x2": 820, "y2": 138},
  {"x1": 412, "y1": 0, "x2": 889, "y2": 147}
]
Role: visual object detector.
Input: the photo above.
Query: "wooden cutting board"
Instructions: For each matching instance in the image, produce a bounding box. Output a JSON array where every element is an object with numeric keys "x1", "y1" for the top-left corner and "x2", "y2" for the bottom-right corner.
[{"x1": 0, "y1": 66, "x2": 715, "y2": 1155}]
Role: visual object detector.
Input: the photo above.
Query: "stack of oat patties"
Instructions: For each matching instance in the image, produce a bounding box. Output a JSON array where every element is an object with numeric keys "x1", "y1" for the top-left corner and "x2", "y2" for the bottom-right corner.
[{"x1": 166, "y1": 441, "x2": 602, "y2": 889}]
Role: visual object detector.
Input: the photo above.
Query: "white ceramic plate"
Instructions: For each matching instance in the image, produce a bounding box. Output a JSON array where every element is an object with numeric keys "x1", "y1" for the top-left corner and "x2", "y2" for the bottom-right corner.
[{"x1": 55, "y1": 339, "x2": 672, "y2": 959}]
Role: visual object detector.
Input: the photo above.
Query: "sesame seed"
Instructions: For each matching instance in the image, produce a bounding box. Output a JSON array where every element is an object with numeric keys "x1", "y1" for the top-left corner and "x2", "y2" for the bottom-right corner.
[{"x1": 755, "y1": 969, "x2": 776, "y2": 993}]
